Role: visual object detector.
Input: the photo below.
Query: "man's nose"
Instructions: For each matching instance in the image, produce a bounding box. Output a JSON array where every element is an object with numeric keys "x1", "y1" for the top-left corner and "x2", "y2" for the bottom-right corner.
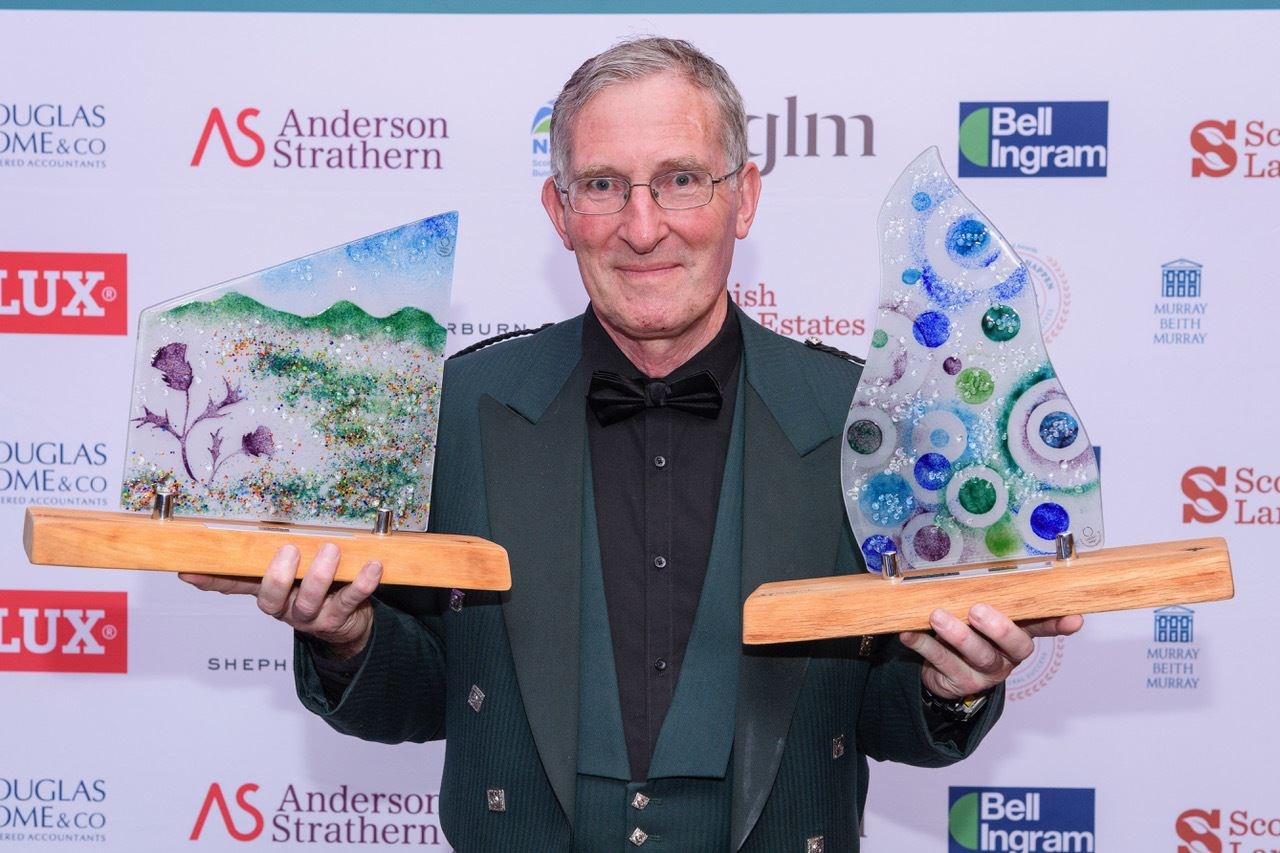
[{"x1": 617, "y1": 185, "x2": 668, "y2": 253}]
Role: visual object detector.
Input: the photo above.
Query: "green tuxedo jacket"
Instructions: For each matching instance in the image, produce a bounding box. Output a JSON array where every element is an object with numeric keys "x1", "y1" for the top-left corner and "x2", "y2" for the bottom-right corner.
[{"x1": 295, "y1": 305, "x2": 1002, "y2": 852}]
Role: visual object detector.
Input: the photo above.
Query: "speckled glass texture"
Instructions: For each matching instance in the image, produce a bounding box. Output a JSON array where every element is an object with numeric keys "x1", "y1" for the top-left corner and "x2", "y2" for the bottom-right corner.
[
  {"x1": 842, "y1": 150, "x2": 1102, "y2": 573},
  {"x1": 121, "y1": 213, "x2": 457, "y2": 531}
]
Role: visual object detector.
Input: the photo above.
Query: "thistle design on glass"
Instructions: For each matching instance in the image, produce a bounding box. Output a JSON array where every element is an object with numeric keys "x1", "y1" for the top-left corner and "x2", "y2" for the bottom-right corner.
[
  {"x1": 842, "y1": 149, "x2": 1102, "y2": 573},
  {"x1": 122, "y1": 212, "x2": 458, "y2": 530}
]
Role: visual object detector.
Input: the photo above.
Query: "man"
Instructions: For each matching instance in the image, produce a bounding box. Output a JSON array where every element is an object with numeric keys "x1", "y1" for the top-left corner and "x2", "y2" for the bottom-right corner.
[{"x1": 184, "y1": 37, "x2": 1082, "y2": 851}]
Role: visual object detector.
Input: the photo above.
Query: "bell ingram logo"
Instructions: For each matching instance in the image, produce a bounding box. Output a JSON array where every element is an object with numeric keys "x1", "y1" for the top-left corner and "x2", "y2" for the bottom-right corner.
[
  {"x1": 1191, "y1": 119, "x2": 1280, "y2": 179},
  {"x1": 190, "y1": 781, "x2": 443, "y2": 844},
  {"x1": 0, "y1": 591, "x2": 127, "y2": 673},
  {"x1": 949, "y1": 788, "x2": 1095, "y2": 852},
  {"x1": 1175, "y1": 807, "x2": 1280, "y2": 853},
  {"x1": 958, "y1": 102, "x2": 1108, "y2": 177},
  {"x1": 1182, "y1": 465, "x2": 1280, "y2": 525},
  {"x1": 0, "y1": 777, "x2": 109, "y2": 843},
  {"x1": 531, "y1": 100, "x2": 553, "y2": 178},
  {"x1": 0, "y1": 102, "x2": 108, "y2": 170},
  {"x1": 0, "y1": 253, "x2": 127, "y2": 336},
  {"x1": 747, "y1": 96, "x2": 875, "y2": 177},
  {"x1": 192, "y1": 106, "x2": 447, "y2": 171}
]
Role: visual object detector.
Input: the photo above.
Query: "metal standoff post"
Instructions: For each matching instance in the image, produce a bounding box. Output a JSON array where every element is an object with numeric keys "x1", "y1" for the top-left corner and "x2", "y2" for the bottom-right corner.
[
  {"x1": 881, "y1": 550, "x2": 902, "y2": 583},
  {"x1": 372, "y1": 507, "x2": 394, "y2": 536},
  {"x1": 1055, "y1": 531, "x2": 1076, "y2": 561},
  {"x1": 151, "y1": 487, "x2": 175, "y2": 521}
]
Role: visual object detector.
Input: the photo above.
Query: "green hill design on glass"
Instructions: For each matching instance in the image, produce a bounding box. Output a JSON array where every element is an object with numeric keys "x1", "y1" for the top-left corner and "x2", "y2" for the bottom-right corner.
[
  {"x1": 122, "y1": 212, "x2": 457, "y2": 531},
  {"x1": 842, "y1": 150, "x2": 1102, "y2": 573}
]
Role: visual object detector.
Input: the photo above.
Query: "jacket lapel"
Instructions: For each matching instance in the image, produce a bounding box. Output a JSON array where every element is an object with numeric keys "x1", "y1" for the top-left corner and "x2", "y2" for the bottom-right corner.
[
  {"x1": 478, "y1": 318, "x2": 586, "y2": 824},
  {"x1": 731, "y1": 309, "x2": 851, "y2": 850}
]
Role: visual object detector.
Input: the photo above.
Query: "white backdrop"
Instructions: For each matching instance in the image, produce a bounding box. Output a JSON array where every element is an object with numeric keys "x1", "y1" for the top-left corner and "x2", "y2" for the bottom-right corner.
[{"x1": 2, "y1": 7, "x2": 1277, "y2": 851}]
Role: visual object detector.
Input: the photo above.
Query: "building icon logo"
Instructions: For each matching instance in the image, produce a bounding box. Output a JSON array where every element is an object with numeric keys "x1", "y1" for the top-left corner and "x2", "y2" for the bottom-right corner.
[
  {"x1": 1161, "y1": 259, "x2": 1202, "y2": 298},
  {"x1": 1154, "y1": 605, "x2": 1194, "y2": 643}
]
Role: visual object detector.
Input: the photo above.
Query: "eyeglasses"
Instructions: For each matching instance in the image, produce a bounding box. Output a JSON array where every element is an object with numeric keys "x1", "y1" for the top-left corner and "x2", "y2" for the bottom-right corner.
[{"x1": 558, "y1": 165, "x2": 743, "y2": 215}]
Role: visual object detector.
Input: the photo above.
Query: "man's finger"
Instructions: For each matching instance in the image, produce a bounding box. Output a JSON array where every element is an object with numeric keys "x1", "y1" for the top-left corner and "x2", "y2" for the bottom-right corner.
[
  {"x1": 292, "y1": 542, "x2": 341, "y2": 623},
  {"x1": 968, "y1": 603, "x2": 1035, "y2": 666},
  {"x1": 257, "y1": 545, "x2": 301, "y2": 619},
  {"x1": 178, "y1": 573, "x2": 261, "y2": 596}
]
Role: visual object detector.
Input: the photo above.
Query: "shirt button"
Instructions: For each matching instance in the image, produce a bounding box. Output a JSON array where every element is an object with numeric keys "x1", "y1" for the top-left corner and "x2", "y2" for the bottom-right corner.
[
  {"x1": 654, "y1": 658, "x2": 668, "y2": 672},
  {"x1": 653, "y1": 555, "x2": 667, "y2": 569},
  {"x1": 653, "y1": 455, "x2": 666, "y2": 468}
]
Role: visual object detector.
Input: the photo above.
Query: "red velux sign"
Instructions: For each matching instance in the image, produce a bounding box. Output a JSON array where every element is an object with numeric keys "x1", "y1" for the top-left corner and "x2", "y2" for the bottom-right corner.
[
  {"x1": 0, "y1": 590, "x2": 128, "y2": 673},
  {"x1": 0, "y1": 252, "x2": 128, "y2": 335}
]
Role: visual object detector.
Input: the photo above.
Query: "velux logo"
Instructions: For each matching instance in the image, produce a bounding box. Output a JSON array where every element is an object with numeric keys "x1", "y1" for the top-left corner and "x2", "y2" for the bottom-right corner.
[
  {"x1": 0, "y1": 252, "x2": 127, "y2": 335},
  {"x1": 0, "y1": 590, "x2": 127, "y2": 673},
  {"x1": 191, "y1": 108, "x2": 265, "y2": 167}
]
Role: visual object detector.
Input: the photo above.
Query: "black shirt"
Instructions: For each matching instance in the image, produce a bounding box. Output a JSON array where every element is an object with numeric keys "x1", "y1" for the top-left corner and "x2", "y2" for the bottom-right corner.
[{"x1": 582, "y1": 305, "x2": 742, "y2": 781}]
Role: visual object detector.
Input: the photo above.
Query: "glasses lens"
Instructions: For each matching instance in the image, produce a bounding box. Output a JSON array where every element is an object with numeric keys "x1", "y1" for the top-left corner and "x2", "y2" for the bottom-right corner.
[
  {"x1": 569, "y1": 177, "x2": 627, "y2": 214},
  {"x1": 652, "y1": 170, "x2": 714, "y2": 210}
]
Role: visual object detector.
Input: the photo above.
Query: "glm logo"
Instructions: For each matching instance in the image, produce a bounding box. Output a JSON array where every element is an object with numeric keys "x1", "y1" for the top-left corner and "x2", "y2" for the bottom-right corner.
[
  {"x1": 949, "y1": 788, "x2": 1095, "y2": 852},
  {"x1": 958, "y1": 102, "x2": 1108, "y2": 177}
]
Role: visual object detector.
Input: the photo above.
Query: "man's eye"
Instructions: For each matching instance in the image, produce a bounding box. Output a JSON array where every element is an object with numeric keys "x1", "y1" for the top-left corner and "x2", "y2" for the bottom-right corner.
[
  {"x1": 587, "y1": 178, "x2": 617, "y2": 193},
  {"x1": 670, "y1": 172, "x2": 695, "y2": 187}
]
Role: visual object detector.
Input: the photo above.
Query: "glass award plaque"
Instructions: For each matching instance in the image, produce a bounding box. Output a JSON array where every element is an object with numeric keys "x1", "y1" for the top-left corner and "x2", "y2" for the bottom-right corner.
[
  {"x1": 743, "y1": 150, "x2": 1231, "y2": 642},
  {"x1": 24, "y1": 214, "x2": 509, "y2": 590}
]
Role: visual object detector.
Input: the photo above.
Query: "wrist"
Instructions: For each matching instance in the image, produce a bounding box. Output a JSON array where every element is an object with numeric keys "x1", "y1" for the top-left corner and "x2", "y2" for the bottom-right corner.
[{"x1": 921, "y1": 684, "x2": 991, "y2": 722}]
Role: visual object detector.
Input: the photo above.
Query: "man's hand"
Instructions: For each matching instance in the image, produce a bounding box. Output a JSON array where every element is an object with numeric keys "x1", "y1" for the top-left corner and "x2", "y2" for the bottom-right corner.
[
  {"x1": 899, "y1": 604, "x2": 1084, "y2": 701},
  {"x1": 179, "y1": 543, "x2": 382, "y2": 660}
]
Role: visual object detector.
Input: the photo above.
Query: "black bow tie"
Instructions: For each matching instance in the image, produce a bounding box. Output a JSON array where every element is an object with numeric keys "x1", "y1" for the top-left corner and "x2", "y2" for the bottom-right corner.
[{"x1": 587, "y1": 370, "x2": 723, "y2": 426}]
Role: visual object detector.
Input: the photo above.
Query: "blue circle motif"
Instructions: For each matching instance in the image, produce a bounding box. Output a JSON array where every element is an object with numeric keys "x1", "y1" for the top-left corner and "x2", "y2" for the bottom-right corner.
[
  {"x1": 1038, "y1": 411, "x2": 1080, "y2": 449},
  {"x1": 902, "y1": 267, "x2": 922, "y2": 285},
  {"x1": 912, "y1": 310, "x2": 951, "y2": 348},
  {"x1": 930, "y1": 428, "x2": 950, "y2": 448},
  {"x1": 946, "y1": 218, "x2": 991, "y2": 263},
  {"x1": 914, "y1": 453, "x2": 953, "y2": 491},
  {"x1": 860, "y1": 534, "x2": 897, "y2": 573},
  {"x1": 911, "y1": 192, "x2": 932, "y2": 211},
  {"x1": 1029, "y1": 502, "x2": 1070, "y2": 541},
  {"x1": 860, "y1": 473, "x2": 916, "y2": 527},
  {"x1": 991, "y1": 266, "x2": 1028, "y2": 300}
]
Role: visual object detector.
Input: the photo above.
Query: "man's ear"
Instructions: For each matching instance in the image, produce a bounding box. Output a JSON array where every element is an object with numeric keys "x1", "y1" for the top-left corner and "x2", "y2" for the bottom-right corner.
[
  {"x1": 734, "y1": 161, "x2": 762, "y2": 240},
  {"x1": 542, "y1": 177, "x2": 574, "y2": 251}
]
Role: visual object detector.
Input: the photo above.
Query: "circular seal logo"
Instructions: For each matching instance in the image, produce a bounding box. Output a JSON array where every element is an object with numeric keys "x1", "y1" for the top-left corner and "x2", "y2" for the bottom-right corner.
[
  {"x1": 1007, "y1": 635, "x2": 1065, "y2": 701},
  {"x1": 1014, "y1": 243, "x2": 1070, "y2": 343}
]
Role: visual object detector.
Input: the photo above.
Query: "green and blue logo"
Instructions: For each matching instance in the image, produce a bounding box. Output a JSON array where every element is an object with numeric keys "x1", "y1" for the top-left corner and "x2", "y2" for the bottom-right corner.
[
  {"x1": 949, "y1": 787, "x2": 1095, "y2": 852},
  {"x1": 958, "y1": 102, "x2": 1108, "y2": 178}
]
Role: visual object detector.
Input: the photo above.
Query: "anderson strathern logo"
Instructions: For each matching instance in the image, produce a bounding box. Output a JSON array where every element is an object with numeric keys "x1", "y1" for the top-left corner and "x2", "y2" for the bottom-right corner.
[
  {"x1": 191, "y1": 106, "x2": 448, "y2": 171},
  {"x1": 958, "y1": 102, "x2": 1108, "y2": 177},
  {"x1": 190, "y1": 782, "x2": 444, "y2": 844},
  {"x1": 948, "y1": 788, "x2": 1095, "y2": 853}
]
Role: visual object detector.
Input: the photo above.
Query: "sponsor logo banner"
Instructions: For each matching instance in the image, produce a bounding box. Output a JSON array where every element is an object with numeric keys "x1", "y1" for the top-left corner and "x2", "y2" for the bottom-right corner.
[
  {"x1": 190, "y1": 782, "x2": 444, "y2": 845},
  {"x1": 0, "y1": 253, "x2": 127, "y2": 336},
  {"x1": 1191, "y1": 119, "x2": 1280, "y2": 179},
  {"x1": 731, "y1": 281, "x2": 867, "y2": 342},
  {"x1": 959, "y1": 102, "x2": 1108, "y2": 178},
  {"x1": 1153, "y1": 259, "x2": 1207, "y2": 346},
  {"x1": 0, "y1": 103, "x2": 108, "y2": 170},
  {"x1": 0, "y1": 591, "x2": 127, "y2": 673},
  {"x1": 191, "y1": 107, "x2": 449, "y2": 172},
  {"x1": 747, "y1": 96, "x2": 875, "y2": 177},
  {"x1": 0, "y1": 777, "x2": 109, "y2": 844},
  {"x1": 1182, "y1": 465, "x2": 1279, "y2": 526},
  {"x1": 1176, "y1": 807, "x2": 1280, "y2": 852},
  {"x1": 531, "y1": 100, "x2": 553, "y2": 178},
  {"x1": 0, "y1": 440, "x2": 112, "y2": 509},
  {"x1": 949, "y1": 787, "x2": 1095, "y2": 853}
]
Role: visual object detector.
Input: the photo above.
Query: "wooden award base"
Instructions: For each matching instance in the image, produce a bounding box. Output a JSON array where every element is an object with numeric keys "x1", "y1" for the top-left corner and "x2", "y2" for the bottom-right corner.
[
  {"x1": 23, "y1": 506, "x2": 510, "y2": 590},
  {"x1": 742, "y1": 537, "x2": 1233, "y2": 643}
]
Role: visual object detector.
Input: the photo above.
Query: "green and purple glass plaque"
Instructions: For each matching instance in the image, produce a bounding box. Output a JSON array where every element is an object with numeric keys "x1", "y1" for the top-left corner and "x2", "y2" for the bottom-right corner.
[{"x1": 121, "y1": 213, "x2": 457, "y2": 531}]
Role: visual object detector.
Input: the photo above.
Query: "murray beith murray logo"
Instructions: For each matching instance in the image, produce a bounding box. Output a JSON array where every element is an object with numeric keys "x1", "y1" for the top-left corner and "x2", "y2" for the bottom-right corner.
[
  {"x1": 958, "y1": 102, "x2": 1108, "y2": 178},
  {"x1": 949, "y1": 787, "x2": 1095, "y2": 853}
]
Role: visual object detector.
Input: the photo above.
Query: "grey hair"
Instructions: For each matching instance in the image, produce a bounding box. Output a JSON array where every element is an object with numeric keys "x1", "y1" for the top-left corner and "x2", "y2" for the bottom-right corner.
[{"x1": 549, "y1": 36, "x2": 748, "y2": 183}]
